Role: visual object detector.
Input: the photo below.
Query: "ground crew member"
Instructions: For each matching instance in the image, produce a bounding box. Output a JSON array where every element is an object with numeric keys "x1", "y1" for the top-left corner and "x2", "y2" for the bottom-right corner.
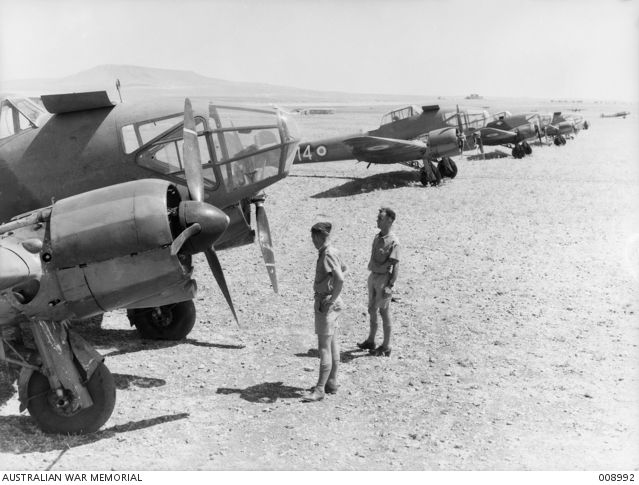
[
  {"x1": 302, "y1": 222, "x2": 346, "y2": 402},
  {"x1": 357, "y1": 207, "x2": 399, "y2": 357}
]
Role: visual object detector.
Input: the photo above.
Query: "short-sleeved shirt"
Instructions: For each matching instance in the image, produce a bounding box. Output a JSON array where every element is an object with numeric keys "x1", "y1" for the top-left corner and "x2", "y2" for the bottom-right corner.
[
  {"x1": 367, "y1": 232, "x2": 400, "y2": 274},
  {"x1": 314, "y1": 245, "x2": 347, "y2": 295}
]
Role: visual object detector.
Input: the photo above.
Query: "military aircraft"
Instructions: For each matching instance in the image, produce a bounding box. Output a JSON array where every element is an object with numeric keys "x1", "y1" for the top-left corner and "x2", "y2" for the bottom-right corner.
[
  {"x1": 0, "y1": 91, "x2": 299, "y2": 340},
  {"x1": 472, "y1": 111, "x2": 546, "y2": 159},
  {"x1": 600, "y1": 111, "x2": 630, "y2": 119},
  {"x1": 293, "y1": 104, "x2": 490, "y2": 186},
  {"x1": 0, "y1": 98, "x2": 275, "y2": 434},
  {"x1": 544, "y1": 111, "x2": 590, "y2": 145}
]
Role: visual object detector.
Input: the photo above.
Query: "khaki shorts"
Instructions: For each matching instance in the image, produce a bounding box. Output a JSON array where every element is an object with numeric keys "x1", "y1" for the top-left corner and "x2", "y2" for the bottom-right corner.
[
  {"x1": 368, "y1": 272, "x2": 392, "y2": 312},
  {"x1": 314, "y1": 295, "x2": 342, "y2": 335}
]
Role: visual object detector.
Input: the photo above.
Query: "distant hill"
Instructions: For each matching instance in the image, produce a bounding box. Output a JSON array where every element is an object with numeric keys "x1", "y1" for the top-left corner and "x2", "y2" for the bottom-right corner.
[{"x1": 0, "y1": 64, "x2": 426, "y2": 104}]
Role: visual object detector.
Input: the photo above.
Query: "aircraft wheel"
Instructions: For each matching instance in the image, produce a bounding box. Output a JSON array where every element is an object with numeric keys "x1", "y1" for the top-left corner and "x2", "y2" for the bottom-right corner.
[
  {"x1": 429, "y1": 161, "x2": 441, "y2": 186},
  {"x1": 127, "y1": 300, "x2": 196, "y2": 340},
  {"x1": 448, "y1": 159, "x2": 458, "y2": 178},
  {"x1": 512, "y1": 146, "x2": 524, "y2": 159},
  {"x1": 583, "y1": 121, "x2": 589, "y2": 130},
  {"x1": 438, "y1": 157, "x2": 457, "y2": 178},
  {"x1": 522, "y1": 141, "x2": 532, "y2": 155},
  {"x1": 25, "y1": 362, "x2": 116, "y2": 435},
  {"x1": 560, "y1": 135, "x2": 567, "y2": 145}
]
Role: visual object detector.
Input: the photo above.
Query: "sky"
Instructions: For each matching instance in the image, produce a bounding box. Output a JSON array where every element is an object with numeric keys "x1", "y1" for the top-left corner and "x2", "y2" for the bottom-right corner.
[{"x1": 1, "y1": 0, "x2": 638, "y2": 101}]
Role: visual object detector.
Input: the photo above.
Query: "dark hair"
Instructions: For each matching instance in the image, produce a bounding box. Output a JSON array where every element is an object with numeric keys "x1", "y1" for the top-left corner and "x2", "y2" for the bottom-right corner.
[
  {"x1": 379, "y1": 207, "x2": 396, "y2": 222},
  {"x1": 311, "y1": 221, "x2": 332, "y2": 235}
]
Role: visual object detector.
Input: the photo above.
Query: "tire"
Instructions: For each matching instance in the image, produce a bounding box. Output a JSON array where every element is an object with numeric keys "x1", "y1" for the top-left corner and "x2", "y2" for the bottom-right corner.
[
  {"x1": 522, "y1": 141, "x2": 532, "y2": 155},
  {"x1": 26, "y1": 362, "x2": 115, "y2": 435},
  {"x1": 512, "y1": 146, "x2": 524, "y2": 159},
  {"x1": 438, "y1": 157, "x2": 453, "y2": 178},
  {"x1": 448, "y1": 159, "x2": 458, "y2": 178},
  {"x1": 560, "y1": 135, "x2": 567, "y2": 145},
  {"x1": 127, "y1": 300, "x2": 196, "y2": 340},
  {"x1": 429, "y1": 161, "x2": 441, "y2": 186},
  {"x1": 554, "y1": 136, "x2": 562, "y2": 146}
]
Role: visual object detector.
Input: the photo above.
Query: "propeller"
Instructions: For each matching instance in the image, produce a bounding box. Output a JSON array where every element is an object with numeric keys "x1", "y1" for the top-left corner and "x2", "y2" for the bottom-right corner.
[
  {"x1": 253, "y1": 196, "x2": 278, "y2": 293},
  {"x1": 170, "y1": 97, "x2": 238, "y2": 324},
  {"x1": 455, "y1": 105, "x2": 466, "y2": 157}
]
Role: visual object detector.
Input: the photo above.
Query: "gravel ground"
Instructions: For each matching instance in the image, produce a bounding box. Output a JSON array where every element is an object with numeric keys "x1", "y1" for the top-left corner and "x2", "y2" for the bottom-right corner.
[{"x1": 1, "y1": 103, "x2": 638, "y2": 470}]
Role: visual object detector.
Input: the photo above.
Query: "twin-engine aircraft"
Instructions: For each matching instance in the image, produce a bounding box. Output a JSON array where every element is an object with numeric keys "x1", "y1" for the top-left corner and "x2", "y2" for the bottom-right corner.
[
  {"x1": 543, "y1": 112, "x2": 590, "y2": 145},
  {"x1": 0, "y1": 92, "x2": 299, "y2": 340},
  {"x1": 0, "y1": 97, "x2": 298, "y2": 434},
  {"x1": 472, "y1": 111, "x2": 547, "y2": 159},
  {"x1": 293, "y1": 104, "x2": 490, "y2": 186}
]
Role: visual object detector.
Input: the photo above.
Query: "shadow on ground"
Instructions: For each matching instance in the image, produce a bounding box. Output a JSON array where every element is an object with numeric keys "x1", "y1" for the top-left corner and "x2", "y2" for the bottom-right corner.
[
  {"x1": 0, "y1": 413, "x2": 189, "y2": 454},
  {"x1": 216, "y1": 381, "x2": 306, "y2": 403},
  {"x1": 311, "y1": 170, "x2": 423, "y2": 198}
]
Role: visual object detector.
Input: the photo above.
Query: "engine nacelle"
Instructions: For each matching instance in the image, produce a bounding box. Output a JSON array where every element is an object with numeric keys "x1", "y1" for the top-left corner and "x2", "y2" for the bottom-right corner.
[
  {"x1": 5, "y1": 180, "x2": 196, "y2": 322},
  {"x1": 426, "y1": 127, "x2": 460, "y2": 158}
]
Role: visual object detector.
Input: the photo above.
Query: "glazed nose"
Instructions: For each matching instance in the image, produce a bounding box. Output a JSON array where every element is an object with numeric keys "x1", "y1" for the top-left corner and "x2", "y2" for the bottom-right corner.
[{"x1": 178, "y1": 200, "x2": 230, "y2": 254}]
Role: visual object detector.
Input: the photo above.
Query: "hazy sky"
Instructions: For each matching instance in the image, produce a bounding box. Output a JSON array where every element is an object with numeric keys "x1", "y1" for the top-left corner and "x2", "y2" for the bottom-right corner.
[{"x1": 1, "y1": 0, "x2": 637, "y2": 100}]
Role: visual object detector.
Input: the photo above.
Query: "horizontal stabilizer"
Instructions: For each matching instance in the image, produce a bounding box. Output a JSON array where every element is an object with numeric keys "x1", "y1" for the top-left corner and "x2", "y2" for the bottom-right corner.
[{"x1": 41, "y1": 91, "x2": 115, "y2": 114}]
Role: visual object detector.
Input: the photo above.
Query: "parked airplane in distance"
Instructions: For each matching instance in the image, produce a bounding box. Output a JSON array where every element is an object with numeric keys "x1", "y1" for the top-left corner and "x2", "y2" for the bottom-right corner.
[{"x1": 294, "y1": 104, "x2": 490, "y2": 186}]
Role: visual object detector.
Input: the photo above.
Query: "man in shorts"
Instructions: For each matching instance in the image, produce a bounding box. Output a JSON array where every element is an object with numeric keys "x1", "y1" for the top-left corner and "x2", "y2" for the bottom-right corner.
[
  {"x1": 357, "y1": 207, "x2": 399, "y2": 357},
  {"x1": 302, "y1": 222, "x2": 347, "y2": 402}
]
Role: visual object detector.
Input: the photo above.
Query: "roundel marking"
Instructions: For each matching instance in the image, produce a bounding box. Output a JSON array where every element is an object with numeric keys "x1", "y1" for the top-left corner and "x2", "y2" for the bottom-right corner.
[{"x1": 316, "y1": 145, "x2": 327, "y2": 157}]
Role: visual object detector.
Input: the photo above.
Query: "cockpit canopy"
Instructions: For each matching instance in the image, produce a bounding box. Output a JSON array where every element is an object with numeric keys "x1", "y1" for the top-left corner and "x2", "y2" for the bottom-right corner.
[
  {"x1": 439, "y1": 108, "x2": 490, "y2": 131},
  {"x1": 0, "y1": 97, "x2": 49, "y2": 140},
  {"x1": 380, "y1": 105, "x2": 422, "y2": 126},
  {"x1": 121, "y1": 104, "x2": 299, "y2": 193}
]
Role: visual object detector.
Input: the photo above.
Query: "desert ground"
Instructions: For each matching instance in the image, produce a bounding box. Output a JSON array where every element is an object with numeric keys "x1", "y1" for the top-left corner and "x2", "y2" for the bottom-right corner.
[{"x1": 1, "y1": 101, "x2": 638, "y2": 470}]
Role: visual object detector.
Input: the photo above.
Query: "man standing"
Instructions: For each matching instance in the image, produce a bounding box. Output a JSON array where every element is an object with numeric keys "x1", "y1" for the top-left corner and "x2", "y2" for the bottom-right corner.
[
  {"x1": 302, "y1": 222, "x2": 346, "y2": 402},
  {"x1": 357, "y1": 207, "x2": 399, "y2": 357}
]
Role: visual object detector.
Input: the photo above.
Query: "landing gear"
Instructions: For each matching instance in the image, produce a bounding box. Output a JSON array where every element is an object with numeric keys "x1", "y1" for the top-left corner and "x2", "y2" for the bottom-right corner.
[
  {"x1": 24, "y1": 362, "x2": 116, "y2": 434},
  {"x1": 522, "y1": 141, "x2": 532, "y2": 155},
  {"x1": 512, "y1": 144, "x2": 526, "y2": 159},
  {"x1": 437, "y1": 157, "x2": 458, "y2": 178},
  {"x1": 553, "y1": 135, "x2": 566, "y2": 146},
  {"x1": 420, "y1": 161, "x2": 441, "y2": 186},
  {"x1": 5, "y1": 319, "x2": 117, "y2": 434},
  {"x1": 127, "y1": 300, "x2": 196, "y2": 340}
]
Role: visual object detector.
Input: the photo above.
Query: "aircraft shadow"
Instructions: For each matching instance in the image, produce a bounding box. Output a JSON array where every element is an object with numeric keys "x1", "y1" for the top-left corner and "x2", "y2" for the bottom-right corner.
[
  {"x1": 68, "y1": 325, "x2": 244, "y2": 358},
  {"x1": 0, "y1": 413, "x2": 189, "y2": 455},
  {"x1": 311, "y1": 170, "x2": 422, "y2": 198},
  {"x1": 216, "y1": 381, "x2": 306, "y2": 403}
]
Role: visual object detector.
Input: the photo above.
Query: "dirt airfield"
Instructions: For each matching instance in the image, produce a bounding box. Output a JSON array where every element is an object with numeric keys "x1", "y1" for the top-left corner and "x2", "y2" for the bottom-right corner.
[{"x1": 1, "y1": 103, "x2": 638, "y2": 470}]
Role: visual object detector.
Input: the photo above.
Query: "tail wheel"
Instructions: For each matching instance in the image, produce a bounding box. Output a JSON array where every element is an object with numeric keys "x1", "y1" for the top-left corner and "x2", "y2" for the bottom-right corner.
[
  {"x1": 26, "y1": 362, "x2": 116, "y2": 435},
  {"x1": 127, "y1": 300, "x2": 196, "y2": 340}
]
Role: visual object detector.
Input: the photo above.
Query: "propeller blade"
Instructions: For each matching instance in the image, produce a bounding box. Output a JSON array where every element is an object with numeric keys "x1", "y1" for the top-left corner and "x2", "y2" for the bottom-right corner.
[
  {"x1": 205, "y1": 247, "x2": 239, "y2": 325},
  {"x1": 255, "y1": 201, "x2": 278, "y2": 293},
  {"x1": 183, "y1": 98, "x2": 204, "y2": 203},
  {"x1": 170, "y1": 223, "x2": 201, "y2": 256}
]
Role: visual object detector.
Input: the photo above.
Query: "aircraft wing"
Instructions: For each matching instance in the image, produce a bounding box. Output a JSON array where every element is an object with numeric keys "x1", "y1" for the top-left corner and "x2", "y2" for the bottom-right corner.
[
  {"x1": 342, "y1": 136, "x2": 427, "y2": 164},
  {"x1": 476, "y1": 126, "x2": 518, "y2": 138}
]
